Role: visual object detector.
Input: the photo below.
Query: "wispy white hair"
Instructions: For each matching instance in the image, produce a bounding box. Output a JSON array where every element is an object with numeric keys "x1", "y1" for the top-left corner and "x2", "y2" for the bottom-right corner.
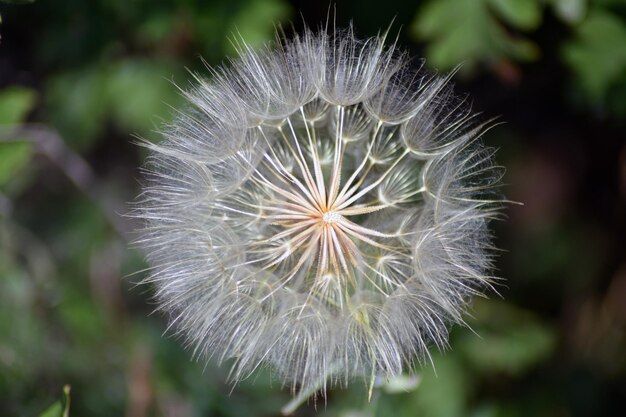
[{"x1": 133, "y1": 23, "x2": 504, "y2": 399}]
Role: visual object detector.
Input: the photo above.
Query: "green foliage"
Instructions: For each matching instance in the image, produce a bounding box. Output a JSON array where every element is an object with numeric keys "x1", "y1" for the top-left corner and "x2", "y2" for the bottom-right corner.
[
  {"x1": 0, "y1": 141, "x2": 32, "y2": 187},
  {"x1": 38, "y1": 402, "x2": 63, "y2": 417},
  {"x1": 548, "y1": 0, "x2": 587, "y2": 24},
  {"x1": 413, "y1": 0, "x2": 626, "y2": 117},
  {"x1": 0, "y1": 86, "x2": 37, "y2": 125},
  {"x1": 29, "y1": 0, "x2": 291, "y2": 150},
  {"x1": 225, "y1": 0, "x2": 291, "y2": 52},
  {"x1": 372, "y1": 355, "x2": 469, "y2": 417},
  {"x1": 46, "y1": 60, "x2": 183, "y2": 150},
  {"x1": 0, "y1": 87, "x2": 37, "y2": 188},
  {"x1": 410, "y1": 354, "x2": 469, "y2": 417},
  {"x1": 411, "y1": 0, "x2": 541, "y2": 71},
  {"x1": 459, "y1": 300, "x2": 556, "y2": 375},
  {"x1": 37, "y1": 385, "x2": 70, "y2": 417},
  {"x1": 44, "y1": 67, "x2": 108, "y2": 149},
  {"x1": 489, "y1": 0, "x2": 542, "y2": 30},
  {"x1": 562, "y1": 8, "x2": 626, "y2": 104}
]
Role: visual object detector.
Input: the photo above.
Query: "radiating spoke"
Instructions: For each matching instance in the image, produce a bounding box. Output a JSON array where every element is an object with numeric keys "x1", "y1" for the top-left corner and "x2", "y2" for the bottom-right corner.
[
  {"x1": 233, "y1": 103, "x2": 424, "y2": 309},
  {"x1": 327, "y1": 105, "x2": 345, "y2": 204},
  {"x1": 299, "y1": 107, "x2": 327, "y2": 208}
]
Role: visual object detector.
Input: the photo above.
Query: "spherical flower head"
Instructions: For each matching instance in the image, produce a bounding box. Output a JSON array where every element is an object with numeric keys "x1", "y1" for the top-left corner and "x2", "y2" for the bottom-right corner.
[{"x1": 135, "y1": 25, "x2": 504, "y2": 398}]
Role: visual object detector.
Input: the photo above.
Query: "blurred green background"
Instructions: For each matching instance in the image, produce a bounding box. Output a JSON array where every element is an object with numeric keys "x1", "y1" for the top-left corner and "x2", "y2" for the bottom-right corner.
[{"x1": 0, "y1": 0, "x2": 625, "y2": 416}]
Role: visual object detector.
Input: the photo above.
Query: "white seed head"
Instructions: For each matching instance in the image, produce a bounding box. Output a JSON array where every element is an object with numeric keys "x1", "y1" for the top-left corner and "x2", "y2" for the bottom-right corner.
[{"x1": 134, "y1": 25, "x2": 503, "y2": 395}]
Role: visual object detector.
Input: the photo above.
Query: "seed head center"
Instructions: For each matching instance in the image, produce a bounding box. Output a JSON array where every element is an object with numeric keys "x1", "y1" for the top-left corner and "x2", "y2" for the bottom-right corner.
[{"x1": 322, "y1": 210, "x2": 341, "y2": 224}]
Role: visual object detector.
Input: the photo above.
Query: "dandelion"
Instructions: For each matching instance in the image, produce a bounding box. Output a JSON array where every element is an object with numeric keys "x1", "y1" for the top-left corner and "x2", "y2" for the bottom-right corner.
[{"x1": 134, "y1": 24, "x2": 503, "y2": 410}]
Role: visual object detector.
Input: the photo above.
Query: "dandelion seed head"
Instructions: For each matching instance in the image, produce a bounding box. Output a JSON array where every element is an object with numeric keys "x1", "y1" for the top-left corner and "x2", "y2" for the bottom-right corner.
[{"x1": 134, "y1": 24, "x2": 503, "y2": 396}]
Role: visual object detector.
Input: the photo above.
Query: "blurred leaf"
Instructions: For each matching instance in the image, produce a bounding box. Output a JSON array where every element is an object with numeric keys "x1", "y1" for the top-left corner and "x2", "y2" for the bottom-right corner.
[
  {"x1": 412, "y1": 353, "x2": 468, "y2": 417},
  {"x1": 46, "y1": 60, "x2": 181, "y2": 150},
  {"x1": 489, "y1": 0, "x2": 542, "y2": 30},
  {"x1": 0, "y1": 86, "x2": 37, "y2": 125},
  {"x1": 58, "y1": 290, "x2": 107, "y2": 343},
  {"x1": 548, "y1": 0, "x2": 587, "y2": 24},
  {"x1": 374, "y1": 353, "x2": 468, "y2": 417},
  {"x1": 562, "y1": 8, "x2": 626, "y2": 101},
  {"x1": 225, "y1": 0, "x2": 291, "y2": 51},
  {"x1": 136, "y1": 12, "x2": 174, "y2": 44},
  {"x1": 459, "y1": 300, "x2": 556, "y2": 375},
  {"x1": 0, "y1": 237, "x2": 47, "y2": 390},
  {"x1": 0, "y1": 141, "x2": 32, "y2": 187},
  {"x1": 46, "y1": 67, "x2": 108, "y2": 150},
  {"x1": 105, "y1": 59, "x2": 181, "y2": 134},
  {"x1": 38, "y1": 401, "x2": 62, "y2": 417},
  {"x1": 412, "y1": 0, "x2": 541, "y2": 71},
  {"x1": 37, "y1": 385, "x2": 70, "y2": 417},
  {"x1": 51, "y1": 197, "x2": 108, "y2": 271}
]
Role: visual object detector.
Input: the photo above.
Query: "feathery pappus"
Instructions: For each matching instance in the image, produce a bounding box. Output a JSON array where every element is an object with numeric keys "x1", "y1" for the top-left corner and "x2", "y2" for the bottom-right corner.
[{"x1": 134, "y1": 24, "x2": 504, "y2": 405}]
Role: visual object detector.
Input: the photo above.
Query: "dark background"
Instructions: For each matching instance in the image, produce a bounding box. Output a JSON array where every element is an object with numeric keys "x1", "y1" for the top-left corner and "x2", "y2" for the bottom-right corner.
[{"x1": 0, "y1": 0, "x2": 625, "y2": 416}]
